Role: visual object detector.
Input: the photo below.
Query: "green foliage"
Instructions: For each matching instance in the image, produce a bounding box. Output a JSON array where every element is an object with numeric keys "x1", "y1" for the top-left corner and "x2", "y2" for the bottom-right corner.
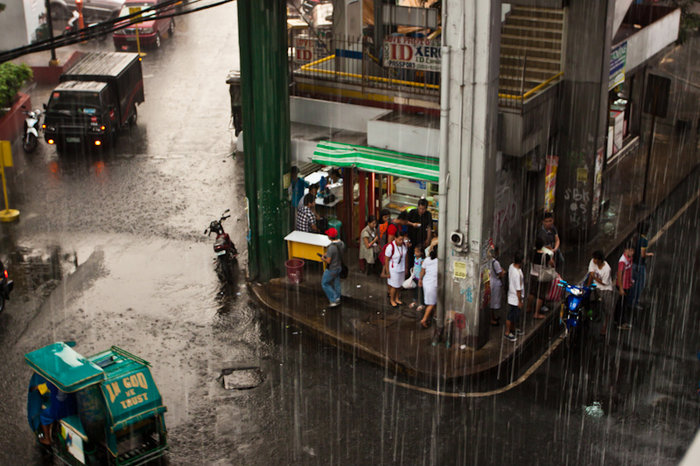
[{"x1": 0, "y1": 63, "x2": 33, "y2": 115}]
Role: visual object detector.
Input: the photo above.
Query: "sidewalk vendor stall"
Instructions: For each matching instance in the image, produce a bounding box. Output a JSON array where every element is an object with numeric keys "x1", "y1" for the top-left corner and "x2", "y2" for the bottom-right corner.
[{"x1": 311, "y1": 141, "x2": 440, "y2": 243}]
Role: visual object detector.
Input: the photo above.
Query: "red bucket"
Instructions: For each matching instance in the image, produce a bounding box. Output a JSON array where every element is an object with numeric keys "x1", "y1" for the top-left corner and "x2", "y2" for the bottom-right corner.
[{"x1": 285, "y1": 259, "x2": 305, "y2": 284}]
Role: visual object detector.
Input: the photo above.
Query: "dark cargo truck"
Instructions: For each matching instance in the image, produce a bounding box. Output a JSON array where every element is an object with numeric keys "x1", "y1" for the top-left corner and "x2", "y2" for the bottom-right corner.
[{"x1": 43, "y1": 52, "x2": 144, "y2": 150}]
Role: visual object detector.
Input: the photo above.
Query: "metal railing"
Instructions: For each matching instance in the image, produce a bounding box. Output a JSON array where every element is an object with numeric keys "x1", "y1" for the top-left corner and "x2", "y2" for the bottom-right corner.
[{"x1": 289, "y1": 33, "x2": 441, "y2": 98}]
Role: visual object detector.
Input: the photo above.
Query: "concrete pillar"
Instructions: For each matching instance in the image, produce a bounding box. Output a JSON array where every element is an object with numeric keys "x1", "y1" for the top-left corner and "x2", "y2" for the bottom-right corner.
[
  {"x1": 556, "y1": 0, "x2": 614, "y2": 247},
  {"x1": 237, "y1": 0, "x2": 291, "y2": 281},
  {"x1": 438, "y1": 0, "x2": 501, "y2": 348}
]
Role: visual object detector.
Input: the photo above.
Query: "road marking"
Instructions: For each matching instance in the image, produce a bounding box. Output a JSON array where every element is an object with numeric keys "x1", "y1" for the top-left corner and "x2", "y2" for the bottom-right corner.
[
  {"x1": 648, "y1": 187, "x2": 700, "y2": 247},
  {"x1": 384, "y1": 333, "x2": 565, "y2": 398}
]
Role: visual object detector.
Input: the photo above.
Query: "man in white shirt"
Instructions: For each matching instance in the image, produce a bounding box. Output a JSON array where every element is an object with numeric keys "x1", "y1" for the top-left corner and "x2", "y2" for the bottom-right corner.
[
  {"x1": 505, "y1": 252, "x2": 524, "y2": 342},
  {"x1": 586, "y1": 250, "x2": 614, "y2": 337}
]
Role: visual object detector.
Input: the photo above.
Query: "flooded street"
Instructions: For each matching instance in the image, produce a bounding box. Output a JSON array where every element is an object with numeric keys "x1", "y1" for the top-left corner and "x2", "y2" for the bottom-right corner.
[{"x1": 0, "y1": 2, "x2": 698, "y2": 465}]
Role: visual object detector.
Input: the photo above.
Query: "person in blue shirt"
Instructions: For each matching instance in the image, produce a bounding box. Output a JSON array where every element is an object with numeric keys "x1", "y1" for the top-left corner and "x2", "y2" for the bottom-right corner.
[{"x1": 289, "y1": 166, "x2": 308, "y2": 211}]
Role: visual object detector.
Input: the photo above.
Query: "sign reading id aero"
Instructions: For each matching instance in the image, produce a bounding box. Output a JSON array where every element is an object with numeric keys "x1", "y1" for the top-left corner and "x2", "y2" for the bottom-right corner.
[
  {"x1": 103, "y1": 370, "x2": 156, "y2": 411},
  {"x1": 383, "y1": 36, "x2": 441, "y2": 72}
]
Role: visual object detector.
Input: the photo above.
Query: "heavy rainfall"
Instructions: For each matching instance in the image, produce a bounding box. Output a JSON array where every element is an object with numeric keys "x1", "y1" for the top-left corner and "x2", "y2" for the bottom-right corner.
[{"x1": 0, "y1": 0, "x2": 698, "y2": 465}]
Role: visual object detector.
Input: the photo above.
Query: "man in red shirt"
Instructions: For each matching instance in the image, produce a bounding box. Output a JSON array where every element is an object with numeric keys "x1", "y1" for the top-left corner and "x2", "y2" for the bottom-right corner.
[{"x1": 615, "y1": 245, "x2": 635, "y2": 330}]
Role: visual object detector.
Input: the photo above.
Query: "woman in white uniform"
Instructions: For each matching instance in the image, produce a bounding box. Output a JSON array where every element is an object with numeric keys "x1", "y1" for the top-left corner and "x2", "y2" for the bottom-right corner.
[
  {"x1": 419, "y1": 246, "x2": 438, "y2": 328},
  {"x1": 382, "y1": 231, "x2": 408, "y2": 307}
]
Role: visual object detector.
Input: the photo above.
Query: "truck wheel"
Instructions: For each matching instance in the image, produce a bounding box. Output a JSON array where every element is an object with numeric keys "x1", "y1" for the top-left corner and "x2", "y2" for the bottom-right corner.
[
  {"x1": 0, "y1": 295, "x2": 5, "y2": 313},
  {"x1": 155, "y1": 33, "x2": 161, "y2": 49},
  {"x1": 168, "y1": 19, "x2": 175, "y2": 37},
  {"x1": 129, "y1": 106, "x2": 137, "y2": 126}
]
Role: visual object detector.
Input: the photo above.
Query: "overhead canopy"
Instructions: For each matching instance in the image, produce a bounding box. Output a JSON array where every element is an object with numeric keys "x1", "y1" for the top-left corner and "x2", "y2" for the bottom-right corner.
[{"x1": 312, "y1": 141, "x2": 439, "y2": 182}]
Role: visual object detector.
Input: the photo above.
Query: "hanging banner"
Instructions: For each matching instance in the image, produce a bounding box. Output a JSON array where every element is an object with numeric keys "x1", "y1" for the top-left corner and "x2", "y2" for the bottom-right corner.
[
  {"x1": 544, "y1": 155, "x2": 558, "y2": 212},
  {"x1": 591, "y1": 147, "x2": 604, "y2": 224},
  {"x1": 383, "y1": 35, "x2": 441, "y2": 72},
  {"x1": 609, "y1": 41, "x2": 627, "y2": 90}
]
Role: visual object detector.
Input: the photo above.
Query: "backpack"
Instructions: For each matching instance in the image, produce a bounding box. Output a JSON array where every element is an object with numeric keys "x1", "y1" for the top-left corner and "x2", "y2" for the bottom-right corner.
[{"x1": 379, "y1": 242, "x2": 394, "y2": 266}]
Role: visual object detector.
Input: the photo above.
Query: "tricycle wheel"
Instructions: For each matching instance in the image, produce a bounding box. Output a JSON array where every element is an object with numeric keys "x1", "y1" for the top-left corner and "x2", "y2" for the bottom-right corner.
[{"x1": 128, "y1": 106, "x2": 137, "y2": 126}]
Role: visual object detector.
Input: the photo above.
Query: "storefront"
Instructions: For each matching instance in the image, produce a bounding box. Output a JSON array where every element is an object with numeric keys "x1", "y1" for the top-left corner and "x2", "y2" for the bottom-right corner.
[{"x1": 310, "y1": 140, "x2": 439, "y2": 243}]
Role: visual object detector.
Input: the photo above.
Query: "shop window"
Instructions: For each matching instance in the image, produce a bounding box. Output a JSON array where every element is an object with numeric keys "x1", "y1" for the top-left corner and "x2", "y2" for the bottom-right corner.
[{"x1": 608, "y1": 75, "x2": 640, "y2": 158}]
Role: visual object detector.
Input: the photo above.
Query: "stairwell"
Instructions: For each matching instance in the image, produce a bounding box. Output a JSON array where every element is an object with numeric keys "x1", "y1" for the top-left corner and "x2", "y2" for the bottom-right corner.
[{"x1": 499, "y1": 5, "x2": 565, "y2": 103}]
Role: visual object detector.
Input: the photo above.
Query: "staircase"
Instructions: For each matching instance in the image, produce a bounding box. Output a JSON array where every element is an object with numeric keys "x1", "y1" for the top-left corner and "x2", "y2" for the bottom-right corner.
[{"x1": 499, "y1": 6, "x2": 565, "y2": 104}]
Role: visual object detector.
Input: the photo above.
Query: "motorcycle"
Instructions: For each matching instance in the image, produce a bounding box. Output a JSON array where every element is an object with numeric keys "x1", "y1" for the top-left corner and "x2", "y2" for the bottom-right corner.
[
  {"x1": 63, "y1": 10, "x2": 108, "y2": 41},
  {"x1": 558, "y1": 279, "x2": 597, "y2": 340},
  {"x1": 0, "y1": 260, "x2": 14, "y2": 313},
  {"x1": 205, "y1": 210, "x2": 238, "y2": 278},
  {"x1": 22, "y1": 106, "x2": 42, "y2": 153}
]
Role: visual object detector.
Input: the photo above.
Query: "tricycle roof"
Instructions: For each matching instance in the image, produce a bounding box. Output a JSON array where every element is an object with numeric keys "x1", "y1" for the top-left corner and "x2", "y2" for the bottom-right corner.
[{"x1": 25, "y1": 342, "x2": 104, "y2": 393}]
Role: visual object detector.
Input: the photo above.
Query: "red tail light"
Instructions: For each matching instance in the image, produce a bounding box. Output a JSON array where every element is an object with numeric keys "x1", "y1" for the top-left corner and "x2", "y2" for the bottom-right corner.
[{"x1": 3, "y1": 270, "x2": 7, "y2": 279}]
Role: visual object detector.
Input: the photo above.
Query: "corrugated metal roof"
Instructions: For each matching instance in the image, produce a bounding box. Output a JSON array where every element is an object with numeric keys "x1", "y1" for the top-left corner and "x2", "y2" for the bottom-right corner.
[{"x1": 64, "y1": 51, "x2": 139, "y2": 78}]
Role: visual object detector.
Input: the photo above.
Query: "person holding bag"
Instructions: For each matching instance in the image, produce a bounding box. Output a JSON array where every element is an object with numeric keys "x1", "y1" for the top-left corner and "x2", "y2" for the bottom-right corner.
[
  {"x1": 527, "y1": 237, "x2": 554, "y2": 319},
  {"x1": 418, "y1": 246, "x2": 438, "y2": 328},
  {"x1": 382, "y1": 231, "x2": 408, "y2": 308}
]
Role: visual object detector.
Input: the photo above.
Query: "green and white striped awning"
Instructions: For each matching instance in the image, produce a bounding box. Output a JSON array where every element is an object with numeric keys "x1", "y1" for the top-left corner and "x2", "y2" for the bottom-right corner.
[{"x1": 312, "y1": 141, "x2": 439, "y2": 182}]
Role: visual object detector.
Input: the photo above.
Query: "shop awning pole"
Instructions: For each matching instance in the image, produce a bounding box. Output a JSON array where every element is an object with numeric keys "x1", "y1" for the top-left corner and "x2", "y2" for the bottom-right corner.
[{"x1": 437, "y1": 45, "x2": 451, "y2": 331}]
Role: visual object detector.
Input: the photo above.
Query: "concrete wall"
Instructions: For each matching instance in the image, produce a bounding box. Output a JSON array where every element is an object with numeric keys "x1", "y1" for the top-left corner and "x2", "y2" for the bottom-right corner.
[
  {"x1": 367, "y1": 119, "x2": 439, "y2": 157},
  {"x1": 290, "y1": 96, "x2": 390, "y2": 133},
  {"x1": 624, "y1": 8, "x2": 680, "y2": 72}
]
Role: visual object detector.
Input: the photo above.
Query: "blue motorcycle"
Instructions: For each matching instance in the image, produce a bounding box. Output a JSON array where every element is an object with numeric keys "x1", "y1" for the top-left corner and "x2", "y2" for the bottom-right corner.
[{"x1": 558, "y1": 279, "x2": 597, "y2": 340}]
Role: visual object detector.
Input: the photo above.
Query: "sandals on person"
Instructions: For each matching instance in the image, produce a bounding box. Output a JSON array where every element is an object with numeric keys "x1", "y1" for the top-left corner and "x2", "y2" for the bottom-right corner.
[{"x1": 490, "y1": 316, "x2": 501, "y2": 326}]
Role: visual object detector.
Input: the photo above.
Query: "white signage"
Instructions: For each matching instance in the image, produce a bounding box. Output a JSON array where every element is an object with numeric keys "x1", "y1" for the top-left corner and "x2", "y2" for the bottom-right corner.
[{"x1": 383, "y1": 36, "x2": 441, "y2": 72}]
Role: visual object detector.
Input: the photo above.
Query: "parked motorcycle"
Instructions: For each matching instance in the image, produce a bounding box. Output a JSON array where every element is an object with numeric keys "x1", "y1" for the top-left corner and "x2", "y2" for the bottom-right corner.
[
  {"x1": 205, "y1": 210, "x2": 238, "y2": 279},
  {"x1": 21, "y1": 106, "x2": 41, "y2": 153},
  {"x1": 0, "y1": 260, "x2": 14, "y2": 313},
  {"x1": 558, "y1": 279, "x2": 597, "y2": 341}
]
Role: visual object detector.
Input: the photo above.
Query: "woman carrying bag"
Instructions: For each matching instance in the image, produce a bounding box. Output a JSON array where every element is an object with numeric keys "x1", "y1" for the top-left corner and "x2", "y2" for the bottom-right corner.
[{"x1": 359, "y1": 215, "x2": 379, "y2": 274}]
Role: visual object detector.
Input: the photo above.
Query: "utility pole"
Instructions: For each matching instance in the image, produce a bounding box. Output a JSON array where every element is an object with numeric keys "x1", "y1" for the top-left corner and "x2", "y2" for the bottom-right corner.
[
  {"x1": 44, "y1": 0, "x2": 58, "y2": 66},
  {"x1": 237, "y1": 0, "x2": 291, "y2": 281}
]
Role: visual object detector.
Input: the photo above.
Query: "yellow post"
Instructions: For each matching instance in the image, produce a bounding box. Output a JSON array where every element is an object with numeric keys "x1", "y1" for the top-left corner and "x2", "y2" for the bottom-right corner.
[
  {"x1": 0, "y1": 141, "x2": 20, "y2": 222},
  {"x1": 129, "y1": 6, "x2": 146, "y2": 58}
]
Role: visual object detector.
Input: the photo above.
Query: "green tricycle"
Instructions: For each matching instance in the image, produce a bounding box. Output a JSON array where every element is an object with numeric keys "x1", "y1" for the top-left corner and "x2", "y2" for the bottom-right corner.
[{"x1": 25, "y1": 342, "x2": 168, "y2": 465}]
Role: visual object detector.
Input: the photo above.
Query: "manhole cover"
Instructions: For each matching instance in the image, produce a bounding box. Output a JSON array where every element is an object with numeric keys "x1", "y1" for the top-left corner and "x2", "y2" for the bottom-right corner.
[{"x1": 222, "y1": 368, "x2": 263, "y2": 390}]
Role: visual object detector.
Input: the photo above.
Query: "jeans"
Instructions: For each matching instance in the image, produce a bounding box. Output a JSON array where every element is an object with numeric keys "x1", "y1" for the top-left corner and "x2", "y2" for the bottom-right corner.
[
  {"x1": 322, "y1": 268, "x2": 341, "y2": 303},
  {"x1": 631, "y1": 263, "x2": 646, "y2": 308}
]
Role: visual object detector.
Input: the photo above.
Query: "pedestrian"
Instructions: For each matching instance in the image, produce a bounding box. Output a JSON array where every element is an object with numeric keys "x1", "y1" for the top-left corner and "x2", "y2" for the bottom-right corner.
[
  {"x1": 295, "y1": 193, "x2": 319, "y2": 233},
  {"x1": 377, "y1": 209, "x2": 392, "y2": 248},
  {"x1": 527, "y1": 237, "x2": 554, "y2": 319},
  {"x1": 359, "y1": 215, "x2": 379, "y2": 274},
  {"x1": 407, "y1": 198, "x2": 433, "y2": 269},
  {"x1": 631, "y1": 222, "x2": 654, "y2": 310},
  {"x1": 320, "y1": 228, "x2": 345, "y2": 307},
  {"x1": 289, "y1": 166, "x2": 308, "y2": 211},
  {"x1": 418, "y1": 246, "x2": 438, "y2": 328},
  {"x1": 409, "y1": 245, "x2": 425, "y2": 311},
  {"x1": 488, "y1": 246, "x2": 506, "y2": 326},
  {"x1": 382, "y1": 230, "x2": 408, "y2": 308},
  {"x1": 615, "y1": 244, "x2": 635, "y2": 330},
  {"x1": 538, "y1": 212, "x2": 563, "y2": 270},
  {"x1": 297, "y1": 183, "x2": 319, "y2": 210},
  {"x1": 505, "y1": 252, "x2": 524, "y2": 342},
  {"x1": 586, "y1": 250, "x2": 614, "y2": 337}
]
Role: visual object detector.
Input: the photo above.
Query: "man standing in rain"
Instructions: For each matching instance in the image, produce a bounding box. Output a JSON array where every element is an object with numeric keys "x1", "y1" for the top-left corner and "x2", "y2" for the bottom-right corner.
[
  {"x1": 537, "y1": 212, "x2": 563, "y2": 270},
  {"x1": 320, "y1": 228, "x2": 344, "y2": 307}
]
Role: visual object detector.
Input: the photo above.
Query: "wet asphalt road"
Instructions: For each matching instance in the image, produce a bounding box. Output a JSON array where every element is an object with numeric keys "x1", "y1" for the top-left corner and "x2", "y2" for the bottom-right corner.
[{"x1": 0, "y1": 4, "x2": 699, "y2": 465}]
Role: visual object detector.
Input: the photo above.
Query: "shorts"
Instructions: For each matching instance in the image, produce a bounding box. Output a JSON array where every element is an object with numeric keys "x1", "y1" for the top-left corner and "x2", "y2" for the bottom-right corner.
[
  {"x1": 529, "y1": 275, "x2": 550, "y2": 300},
  {"x1": 507, "y1": 304, "x2": 521, "y2": 323},
  {"x1": 388, "y1": 268, "x2": 405, "y2": 289}
]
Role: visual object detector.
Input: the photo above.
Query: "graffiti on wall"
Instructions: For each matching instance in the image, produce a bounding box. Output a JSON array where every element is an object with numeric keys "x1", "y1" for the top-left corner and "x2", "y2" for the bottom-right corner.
[
  {"x1": 493, "y1": 181, "x2": 519, "y2": 247},
  {"x1": 564, "y1": 186, "x2": 590, "y2": 228}
]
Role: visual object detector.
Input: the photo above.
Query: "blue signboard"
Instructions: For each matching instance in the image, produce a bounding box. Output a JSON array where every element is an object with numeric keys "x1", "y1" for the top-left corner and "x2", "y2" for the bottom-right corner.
[{"x1": 609, "y1": 41, "x2": 627, "y2": 90}]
